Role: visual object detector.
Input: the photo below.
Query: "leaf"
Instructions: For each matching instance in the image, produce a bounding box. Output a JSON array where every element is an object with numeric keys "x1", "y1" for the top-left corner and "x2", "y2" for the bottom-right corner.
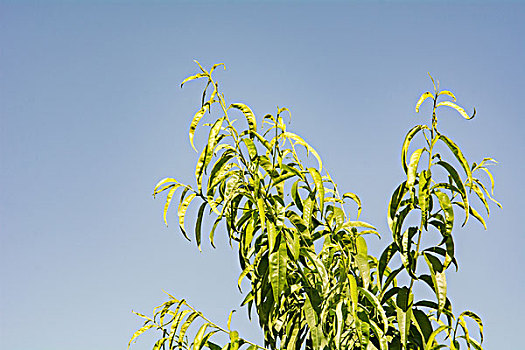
[
  {"x1": 269, "y1": 237, "x2": 288, "y2": 301},
  {"x1": 434, "y1": 190, "x2": 454, "y2": 236},
  {"x1": 303, "y1": 294, "x2": 324, "y2": 349},
  {"x1": 227, "y1": 310, "x2": 236, "y2": 331},
  {"x1": 436, "y1": 134, "x2": 473, "y2": 200},
  {"x1": 257, "y1": 197, "x2": 265, "y2": 232},
  {"x1": 424, "y1": 253, "x2": 447, "y2": 314},
  {"x1": 189, "y1": 103, "x2": 210, "y2": 152},
  {"x1": 453, "y1": 201, "x2": 486, "y2": 229},
  {"x1": 402, "y1": 125, "x2": 429, "y2": 173},
  {"x1": 346, "y1": 273, "x2": 357, "y2": 313},
  {"x1": 308, "y1": 168, "x2": 325, "y2": 217},
  {"x1": 425, "y1": 325, "x2": 449, "y2": 350},
  {"x1": 438, "y1": 90, "x2": 456, "y2": 101},
  {"x1": 343, "y1": 192, "x2": 362, "y2": 219},
  {"x1": 237, "y1": 265, "x2": 253, "y2": 293},
  {"x1": 163, "y1": 184, "x2": 183, "y2": 227},
  {"x1": 178, "y1": 312, "x2": 199, "y2": 345},
  {"x1": 413, "y1": 309, "x2": 433, "y2": 343},
  {"x1": 396, "y1": 288, "x2": 413, "y2": 349},
  {"x1": 460, "y1": 310, "x2": 484, "y2": 343},
  {"x1": 196, "y1": 117, "x2": 225, "y2": 193},
  {"x1": 180, "y1": 73, "x2": 207, "y2": 87},
  {"x1": 342, "y1": 221, "x2": 376, "y2": 230},
  {"x1": 128, "y1": 324, "x2": 155, "y2": 348},
  {"x1": 152, "y1": 337, "x2": 168, "y2": 350},
  {"x1": 378, "y1": 243, "x2": 398, "y2": 285},
  {"x1": 230, "y1": 103, "x2": 257, "y2": 132},
  {"x1": 419, "y1": 170, "x2": 431, "y2": 229},
  {"x1": 436, "y1": 101, "x2": 476, "y2": 120},
  {"x1": 359, "y1": 287, "x2": 389, "y2": 333},
  {"x1": 435, "y1": 160, "x2": 469, "y2": 226},
  {"x1": 283, "y1": 131, "x2": 323, "y2": 171},
  {"x1": 416, "y1": 92, "x2": 434, "y2": 113},
  {"x1": 407, "y1": 148, "x2": 426, "y2": 193},
  {"x1": 178, "y1": 193, "x2": 197, "y2": 240},
  {"x1": 193, "y1": 323, "x2": 209, "y2": 350},
  {"x1": 195, "y1": 202, "x2": 206, "y2": 251}
]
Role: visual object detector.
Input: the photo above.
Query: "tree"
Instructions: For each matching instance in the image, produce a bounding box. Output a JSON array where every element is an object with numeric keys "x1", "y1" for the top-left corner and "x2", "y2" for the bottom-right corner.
[{"x1": 129, "y1": 62, "x2": 500, "y2": 350}]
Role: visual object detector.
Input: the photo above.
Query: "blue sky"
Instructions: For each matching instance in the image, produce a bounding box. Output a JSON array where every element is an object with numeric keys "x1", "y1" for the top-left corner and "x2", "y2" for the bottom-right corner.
[{"x1": 1, "y1": 1, "x2": 523, "y2": 349}]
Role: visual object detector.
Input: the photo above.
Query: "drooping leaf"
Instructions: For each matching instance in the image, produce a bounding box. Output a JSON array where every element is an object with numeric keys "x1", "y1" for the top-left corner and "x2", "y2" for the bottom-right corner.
[
  {"x1": 178, "y1": 193, "x2": 197, "y2": 240},
  {"x1": 230, "y1": 103, "x2": 257, "y2": 133},
  {"x1": 436, "y1": 100, "x2": 476, "y2": 120},
  {"x1": 283, "y1": 131, "x2": 323, "y2": 171},
  {"x1": 128, "y1": 324, "x2": 155, "y2": 348},
  {"x1": 401, "y1": 125, "x2": 429, "y2": 173},
  {"x1": 343, "y1": 192, "x2": 362, "y2": 219},
  {"x1": 415, "y1": 92, "x2": 434, "y2": 113},
  {"x1": 189, "y1": 103, "x2": 210, "y2": 152}
]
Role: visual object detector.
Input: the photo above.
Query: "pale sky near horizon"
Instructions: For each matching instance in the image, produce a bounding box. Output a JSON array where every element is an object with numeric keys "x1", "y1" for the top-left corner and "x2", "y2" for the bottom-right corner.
[{"x1": 1, "y1": 1, "x2": 524, "y2": 349}]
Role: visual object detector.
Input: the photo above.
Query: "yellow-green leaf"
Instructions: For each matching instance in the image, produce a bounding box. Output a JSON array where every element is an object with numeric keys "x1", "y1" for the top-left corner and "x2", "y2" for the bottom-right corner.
[
  {"x1": 230, "y1": 103, "x2": 257, "y2": 132},
  {"x1": 415, "y1": 92, "x2": 434, "y2": 113},
  {"x1": 436, "y1": 100, "x2": 476, "y2": 120},
  {"x1": 401, "y1": 125, "x2": 429, "y2": 173},
  {"x1": 343, "y1": 192, "x2": 362, "y2": 219},
  {"x1": 189, "y1": 103, "x2": 212, "y2": 152},
  {"x1": 283, "y1": 132, "x2": 323, "y2": 171},
  {"x1": 178, "y1": 193, "x2": 197, "y2": 240},
  {"x1": 308, "y1": 168, "x2": 324, "y2": 216}
]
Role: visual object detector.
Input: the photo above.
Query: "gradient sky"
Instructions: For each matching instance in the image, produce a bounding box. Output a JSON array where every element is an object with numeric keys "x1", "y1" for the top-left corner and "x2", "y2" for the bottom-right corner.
[{"x1": 1, "y1": 1, "x2": 524, "y2": 349}]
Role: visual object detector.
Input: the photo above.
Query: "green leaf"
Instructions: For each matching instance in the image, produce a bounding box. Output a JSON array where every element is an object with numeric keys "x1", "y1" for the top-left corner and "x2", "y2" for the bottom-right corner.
[
  {"x1": 257, "y1": 197, "x2": 265, "y2": 232},
  {"x1": 308, "y1": 167, "x2": 325, "y2": 215},
  {"x1": 425, "y1": 325, "x2": 449, "y2": 350},
  {"x1": 435, "y1": 160, "x2": 469, "y2": 226},
  {"x1": 180, "y1": 73, "x2": 207, "y2": 87},
  {"x1": 237, "y1": 265, "x2": 253, "y2": 293},
  {"x1": 269, "y1": 236, "x2": 287, "y2": 301},
  {"x1": 152, "y1": 337, "x2": 168, "y2": 350},
  {"x1": 230, "y1": 103, "x2": 257, "y2": 132},
  {"x1": 419, "y1": 170, "x2": 431, "y2": 229},
  {"x1": 196, "y1": 117, "x2": 225, "y2": 193},
  {"x1": 163, "y1": 184, "x2": 183, "y2": 227},
  {"x1": 283, "y1": 131, "x2": 323, "y2": 171},
  {"x1": 193, "y1": 323, "x2": 209, "y2": 350},
  {"x1": 424, "y1": 253, "x2": 447, "y2": 314},
  {"x1": 303, "y1": 294, "x2": 324, "y2": 349},
  {"x1": 434, "y1": 190, "x2": 454, "y2": 236},
  {"x1": 413, "y1": 309, "x2": 433, "y2": 343},
  {"x1": 437, "y1": 90, "x2": 456, "y2": 101},
  {"x1": 189, "y1": 103, "x2": 210, "y2": 152},
  {"x1": 359, "y1": 287, "x2": 389, "y2": 333},
  {"x1": 460, "y1": 310, "x2": 484, "y2": 343},
  {"x1": 343, "y1": 192, "x2": 362, "y2": 219},
  {"x1": 436, "y1": 100, "x2": 476, "y2": 120},
  {"x1": 178, "y1": 193, "x2": 197, "y2": 240},
  {"x1": 179, "y1": 312, "x2": 199, "y2": 345},
  {"x1": 415, "y1": 92, "x2": 434, "y2": 113},
  {"x1": 436, "y1": 135, "x2": 473, "y2": 215},
  {"x1": 195, "y1": 202, "x2": 206, "y2": 251},
  {"x1": 453, "y1": 201, "x2": 486, "y2": 230},
  {"x1": 407, "y1": 148, "x2": 425, "y2": 193},
  {"x1": 128, "y1": 324, "x2": 155, "y2": 348},
  {"x1": 227, "y1": 310, "x2": 235, "y2": 331},
  {"x1": 402, "y1": 125, "x2": 429, "y2": 173}
]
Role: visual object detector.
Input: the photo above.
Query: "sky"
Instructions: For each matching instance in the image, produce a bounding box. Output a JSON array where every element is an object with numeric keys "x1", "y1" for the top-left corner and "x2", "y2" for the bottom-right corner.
[{"x1": 1, "y1": 1, "x2": 524, "y2": 349}]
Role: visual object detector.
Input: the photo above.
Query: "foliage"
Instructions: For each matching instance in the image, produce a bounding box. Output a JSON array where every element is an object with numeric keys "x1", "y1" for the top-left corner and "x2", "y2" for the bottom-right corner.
[{"x1": 129, "y1": 62, "x2": 500, "y2": 350}]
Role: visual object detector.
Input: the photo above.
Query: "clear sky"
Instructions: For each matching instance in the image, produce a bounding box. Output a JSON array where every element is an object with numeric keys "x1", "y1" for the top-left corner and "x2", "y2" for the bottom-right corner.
[{"x1": 1, "y1": 1, "x2": 523, "y2": 349}]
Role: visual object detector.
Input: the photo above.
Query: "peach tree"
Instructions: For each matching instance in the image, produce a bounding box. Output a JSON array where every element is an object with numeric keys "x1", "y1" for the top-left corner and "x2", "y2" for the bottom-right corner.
[{"x1": 129, "y1": 62, "x2": 499, "y2": 350}]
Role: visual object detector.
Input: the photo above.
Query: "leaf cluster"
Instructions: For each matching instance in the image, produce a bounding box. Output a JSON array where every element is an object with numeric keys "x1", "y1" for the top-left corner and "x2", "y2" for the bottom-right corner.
[{"x1": 130, "y1": 64, "x2": 500, "y2": 350}]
